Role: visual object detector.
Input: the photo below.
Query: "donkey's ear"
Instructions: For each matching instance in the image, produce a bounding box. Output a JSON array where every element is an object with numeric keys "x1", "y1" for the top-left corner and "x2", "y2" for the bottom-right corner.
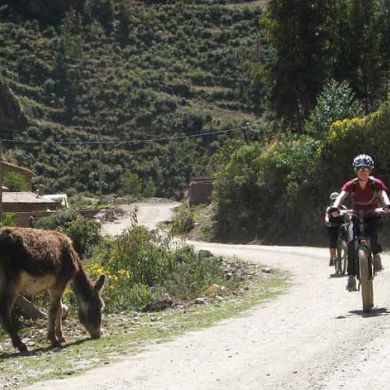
[{"x1": 94, "y1": 275, "x2": 106, "y2": 292}]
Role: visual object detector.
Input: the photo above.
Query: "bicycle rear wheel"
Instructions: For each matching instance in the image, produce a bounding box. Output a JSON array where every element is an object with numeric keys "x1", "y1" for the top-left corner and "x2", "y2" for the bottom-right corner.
[
  {"x1": 336, "y1": 240, "x2": 348, "y2": 276},
  {"x1": 359, "y1": 247, "x2": 374, "y2": 313},
  {"x1": 341, "y1": 240, "x2": 348, "y2": 275},
  {"x1": 335, "y1": 245, "x2": 342, "y2": 275}
]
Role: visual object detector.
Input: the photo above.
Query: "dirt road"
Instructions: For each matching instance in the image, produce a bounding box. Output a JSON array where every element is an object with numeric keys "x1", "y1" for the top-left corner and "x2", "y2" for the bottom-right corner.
[
  {"x1": 25, "y1": 201, "x2": 390, "y2": 389},
  {"x1": 100, "y1": 199, "x2": 181, "y2": 235}
]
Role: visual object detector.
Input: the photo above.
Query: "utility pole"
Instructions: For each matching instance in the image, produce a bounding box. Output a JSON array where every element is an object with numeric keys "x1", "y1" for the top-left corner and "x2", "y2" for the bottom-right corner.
[
  {"x1": 98, "y1": 124, "x2": 103, "y2": 204},
  {"x1": 242, "y1": 122, "x2": 250, "y2": 142}
]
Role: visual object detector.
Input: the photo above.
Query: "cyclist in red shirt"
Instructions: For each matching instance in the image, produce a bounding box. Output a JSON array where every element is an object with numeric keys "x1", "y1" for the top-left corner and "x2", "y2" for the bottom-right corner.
[{"x1": 329, "y1": 154, "x2": 390, "y2": 291}]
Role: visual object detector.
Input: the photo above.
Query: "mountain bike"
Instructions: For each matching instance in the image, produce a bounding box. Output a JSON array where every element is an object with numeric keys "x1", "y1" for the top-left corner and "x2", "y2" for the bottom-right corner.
[
  {"x1": 340, "y1": 208, "x2": 387, "y2": 313},
  {"x1": 334, "y1": 221, "x2": 350, "y2": 276}
]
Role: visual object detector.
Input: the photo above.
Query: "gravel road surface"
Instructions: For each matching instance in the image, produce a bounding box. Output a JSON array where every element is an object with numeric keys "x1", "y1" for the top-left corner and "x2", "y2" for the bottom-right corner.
[{"x1": 24, "y1": 201, "x2": 390, "y2": 390}]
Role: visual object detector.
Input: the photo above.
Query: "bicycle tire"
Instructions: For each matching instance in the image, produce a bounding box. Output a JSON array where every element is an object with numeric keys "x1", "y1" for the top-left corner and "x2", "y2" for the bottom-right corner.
[
  {"x1": 335, "y1": 244, "x2": 342, "y2": 275},
  {"x1": 341, "y1": 240, "x2": 348, "y2": 275},
  {"x1": 359, "y1": 247, "x2": 374, "y2": 313}
]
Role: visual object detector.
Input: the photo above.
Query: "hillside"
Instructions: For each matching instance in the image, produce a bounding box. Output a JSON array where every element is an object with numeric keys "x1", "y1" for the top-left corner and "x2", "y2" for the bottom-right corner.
[{"x1": 0, "y1": 0, "x2": 264, "y2": 197}]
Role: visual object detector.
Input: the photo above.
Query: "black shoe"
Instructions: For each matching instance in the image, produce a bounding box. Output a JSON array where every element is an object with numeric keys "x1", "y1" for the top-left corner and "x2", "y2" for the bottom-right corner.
[{"x1": 346, "y1": 275, "x2": 357, "y2": 291}]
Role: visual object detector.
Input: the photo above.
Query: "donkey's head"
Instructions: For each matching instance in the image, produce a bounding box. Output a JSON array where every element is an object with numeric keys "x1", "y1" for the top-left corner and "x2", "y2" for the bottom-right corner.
[{"x1": 78, "y1": 274, "x2": 106, "y2": 339}]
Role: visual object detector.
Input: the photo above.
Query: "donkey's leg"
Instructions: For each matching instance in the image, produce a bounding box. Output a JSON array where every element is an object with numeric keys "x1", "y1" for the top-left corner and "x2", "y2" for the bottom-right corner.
[
  {"x1": 47, "y1": 288, "x2": 64, "y2": 346},
  {"x1": 0, "y1": 290, "x2": 27, "y2": 352},
  {"x1": 55, "y1": 298, "x2": 66, "y2": 343}
]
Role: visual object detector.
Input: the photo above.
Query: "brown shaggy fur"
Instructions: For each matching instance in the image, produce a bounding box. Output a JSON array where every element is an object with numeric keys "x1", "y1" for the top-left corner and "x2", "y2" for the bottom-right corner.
[{"x1": 0, "y1": 227, "x2": 105, "y2": 352}]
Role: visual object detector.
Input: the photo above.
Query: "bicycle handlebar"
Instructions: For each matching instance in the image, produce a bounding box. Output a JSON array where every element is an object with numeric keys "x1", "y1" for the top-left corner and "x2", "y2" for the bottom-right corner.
[{"x1": 338, "y1": 207, "x2": 390, "y2": 217}]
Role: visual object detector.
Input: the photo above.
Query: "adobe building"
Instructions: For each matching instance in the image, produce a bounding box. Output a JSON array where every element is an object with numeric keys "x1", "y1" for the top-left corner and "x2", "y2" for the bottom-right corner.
[
  {"x1": 2, "y1": 191, "x2": 59, "y2": 213},
  {"x1": 0, "y1": 162, "x2": 63, "y2": 226},
  {"x1": 188, "y1": 176, "x2": 214, "y2": 207}
]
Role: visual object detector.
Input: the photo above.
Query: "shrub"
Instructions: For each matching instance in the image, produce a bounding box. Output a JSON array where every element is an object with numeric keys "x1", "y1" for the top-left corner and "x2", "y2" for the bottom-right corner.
[
  {"x1": 36, "y1": 209, "x2": 101, "y2": 256},
  {"x1": 313, "y1": 99, "x2": 390, "y2": 209},
  {"x1": 63, "y1": 216, "x2": 101, "y2": 257},
  {"x1": 0, "y1": 213, "x2": 16, "y2": 227},
  {"x1": 87, "y1": 224, "x2": 234, "y2": 312},
  {"x1": 143, "y1": 180, "x2": 157, "y2": 198},
  {"x1": 36, "y1": 209, "x2": 78, "y2": 230},
  {"x1": 170, "y1": 203, "x2": 194, "y2": 235},
  {"x1": 214, "y1": 134, "x2": 320, "y2": 243},
  {"x1": 121, "y1": 172, "x2": 143, "y2": 198},
  {"x1": 3, "y1": 171, "x2": 30, "y2": 191},
  {"x1": 165, "y1": 246, "x2": 227, "y2": 300}
]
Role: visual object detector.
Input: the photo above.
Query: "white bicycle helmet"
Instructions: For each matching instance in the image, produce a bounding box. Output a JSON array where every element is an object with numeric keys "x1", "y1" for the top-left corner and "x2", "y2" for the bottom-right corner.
[{"x1": 352, "y1": 154, "x2": 374, "y2": 170}]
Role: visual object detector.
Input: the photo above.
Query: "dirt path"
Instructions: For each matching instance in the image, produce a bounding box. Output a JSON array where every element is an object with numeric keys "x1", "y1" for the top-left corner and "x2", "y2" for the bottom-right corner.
[
  {"x1": 24, "y1": 202, "x2": 390, "y2": 389},
  {"x1": 100, "y1": 199, "x2": 181, "y2": 235}
]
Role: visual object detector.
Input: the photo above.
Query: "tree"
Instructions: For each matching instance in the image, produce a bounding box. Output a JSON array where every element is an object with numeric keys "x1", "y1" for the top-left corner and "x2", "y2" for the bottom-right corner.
[
  {"x1": 347, "y1": 0, "x2": 383, "y2": 112},
  {"x1": 260, "y1": 0, "x2": 335, "y2": 131},
  {"x1": 2, "y1": 0, "x2": 86, "y2": 25},
  {"x1": 116, "y1": 0, "x2": 132, "y2": 47},
  {"x1": 377, "y1": 0, "x2": 390, "y2": 99},
  {"x1": 328, "y1": 0, "x2": 353, "y2": 83},
  {"x1": 305, "y1": 79, "x2": 363, "y2": 136},
  {"x1": 121, "y1": 172, "x2": 143, "y2": 197}
]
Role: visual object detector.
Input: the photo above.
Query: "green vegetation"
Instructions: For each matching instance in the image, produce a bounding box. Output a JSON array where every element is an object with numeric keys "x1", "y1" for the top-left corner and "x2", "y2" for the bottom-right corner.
[
  {"x1": 0, "y1": 0, "x2": 264, "y2": 198},
  {"x1": 213, "y1": 96, "x2": 390, "y2": 244},
  {"x1": 210, "y1": 0, "x2": 390, "y2": 244},
  {"x1": 26, "y1": 212, "x2": 261, "y2": 314},
  {"x1": 213, "y1": 134, "x2": 321, "y2": 243},
  {"x1": 169, "y1": 203, "x2": 195, "y2": 235},
  {"x1": 36, "y1": 209, "x2": 101, "y2": 256},
  {"x1": 3, "y1": 170, "x2": 30, "y2": 191},
  {"x1": 305, "y1": 80, "x2": 364, "y2": 138},
  {"x1": 0, "y1": 212, "x2": 16, "y2": 227},
  {"x1": 2, "y1": 0, "x2": 390, "y2": 244},
  {"x1": 87, "y1": 224, "x2": 242, "y2": 311},
  {"x1": 260, "y1": 0, "x2": 390, "y2": 130}
]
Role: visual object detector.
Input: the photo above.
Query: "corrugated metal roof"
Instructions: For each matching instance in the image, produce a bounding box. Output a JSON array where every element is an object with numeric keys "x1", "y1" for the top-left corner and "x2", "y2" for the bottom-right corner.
[{"x1": 2, "y1": 192, "x2": 55, "y2": 204}]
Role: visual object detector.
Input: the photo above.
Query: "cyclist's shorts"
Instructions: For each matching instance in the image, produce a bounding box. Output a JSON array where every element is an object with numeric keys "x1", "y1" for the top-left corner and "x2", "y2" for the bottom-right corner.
[{"x1": 327, "y1": 226, "x2": 339, "y2": 248}]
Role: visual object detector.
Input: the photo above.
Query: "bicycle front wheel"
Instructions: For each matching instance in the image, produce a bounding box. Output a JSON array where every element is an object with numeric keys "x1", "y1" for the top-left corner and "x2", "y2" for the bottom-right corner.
[{"x1": 359, "y1": 247, "x2": 374, "y2": 313}]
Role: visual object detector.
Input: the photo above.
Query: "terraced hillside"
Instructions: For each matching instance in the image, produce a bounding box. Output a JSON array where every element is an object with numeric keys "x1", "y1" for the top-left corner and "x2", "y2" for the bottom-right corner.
[{"x1": 0, "y1": 1, "x2": 264, "y2": 196}]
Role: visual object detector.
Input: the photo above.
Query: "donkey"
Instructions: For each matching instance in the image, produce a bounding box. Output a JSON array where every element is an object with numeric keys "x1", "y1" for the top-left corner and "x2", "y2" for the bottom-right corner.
[{"x1": 0, "y1": 227, "x2": 105, "y2": 352}]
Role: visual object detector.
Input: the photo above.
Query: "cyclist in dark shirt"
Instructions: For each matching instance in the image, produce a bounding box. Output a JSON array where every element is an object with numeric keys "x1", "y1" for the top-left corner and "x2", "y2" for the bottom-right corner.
[{"x1": 325, "y1": 192, "x2": 345, "y2": 266}]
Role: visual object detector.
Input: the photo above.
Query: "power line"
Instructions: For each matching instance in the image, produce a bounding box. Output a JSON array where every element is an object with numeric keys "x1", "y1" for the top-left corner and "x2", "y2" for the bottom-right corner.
[{"x1": 0, "y1": 125, "x2": 254, "y2": 146}]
